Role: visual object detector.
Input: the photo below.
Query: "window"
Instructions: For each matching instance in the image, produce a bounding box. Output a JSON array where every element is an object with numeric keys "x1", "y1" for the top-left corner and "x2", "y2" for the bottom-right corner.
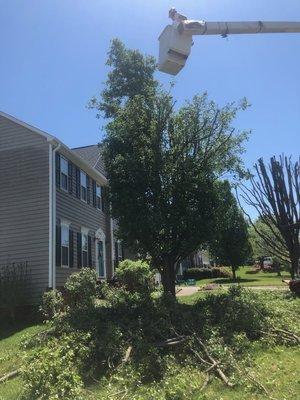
[
  {"x1": 82, "y1": 232, "x2": 88, "y2": 267},
  {"x1": 117, "y1": 240, "x2": 123, "y2": 262},
  {"x1": 61, "y1": 224, "x2": 69, "y2": 267},
  {"x1": 114, "y1": 240, "x2": 123, "y2": 267},
  {"x1": 80, "y1": 171, "x2": 87, "y2": 202},
  {"x1": 96, "y1": 184, "x2": 102, "y2": 210},
  {"x1": 60, "y1": 157, "x2": 68, "y2": 191}
]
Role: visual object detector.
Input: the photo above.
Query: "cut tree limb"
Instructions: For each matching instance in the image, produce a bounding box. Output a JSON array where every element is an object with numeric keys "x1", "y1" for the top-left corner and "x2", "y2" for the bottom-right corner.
[
  {"x1": 156, "y1": 336, "x2": 188, "y2": 347},
  {"x1": 0, "y1": 369, "x2": 20, "y2": 384},
  {"x1": 122, "y1": 346, "x2": 133, "y2": 363},
  {"x1": 194, "y1": 335, "x2": 234, "y2": 388}
]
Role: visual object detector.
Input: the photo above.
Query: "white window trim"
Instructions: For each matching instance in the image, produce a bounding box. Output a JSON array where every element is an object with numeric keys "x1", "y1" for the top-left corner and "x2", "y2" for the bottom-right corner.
[
  {"x1": 81, "y1": 227, "x2": 89, "y2": 236},
  {"x1": 95, "y1": 228, "x2": 106, "y2": 279},
  {"x1": 80, "y1": 170, "x2": 88, "y2": 203},
  {"x1": 81, "y1": 227, "x2": 89, "y2": 267},
  {"x1": 60, "y1": 156, "x2": 69, "y2": 193},
  {"x1": 61, "y1": 218, "x2": 71, "y2": 227},
  {"x1": 96, "y1": 184, "x2": 102, "y2": 210},
  {"x1": 61, "y1": 220, "x2": 71, "y2": 268}
]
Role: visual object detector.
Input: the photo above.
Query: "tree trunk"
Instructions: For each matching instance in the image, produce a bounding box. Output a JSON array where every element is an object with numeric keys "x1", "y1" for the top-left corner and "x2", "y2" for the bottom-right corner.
[
  {"x1": 232, "y1": 266, "x2": 237, "y2": 281},
  {"x1": 290, "y1": 258, "x2": 298, "y2": 280},
  {"x1": 161, "y1": 262, "x2": 176, "y2": 296}
]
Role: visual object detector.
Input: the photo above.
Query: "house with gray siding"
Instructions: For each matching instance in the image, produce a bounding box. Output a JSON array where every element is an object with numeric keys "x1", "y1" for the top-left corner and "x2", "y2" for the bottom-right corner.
[{"x1": 0, "y1": 111, "x2": 122, "y2": 303}]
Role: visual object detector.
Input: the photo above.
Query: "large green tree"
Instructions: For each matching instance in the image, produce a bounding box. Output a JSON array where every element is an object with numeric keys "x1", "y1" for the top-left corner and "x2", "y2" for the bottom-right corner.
[
  {"x1": 91, "y1": 39, "x2": 250, "y2": 295},
  {"x1": 240, "y1": 156, "x2": 300, "y2": 279},
  {"x1": 249, "y1": 218, "x2": 289, "y2": 267},
  {"x1": 210, "y1": 181, "x2": 251, "y2": 280}
]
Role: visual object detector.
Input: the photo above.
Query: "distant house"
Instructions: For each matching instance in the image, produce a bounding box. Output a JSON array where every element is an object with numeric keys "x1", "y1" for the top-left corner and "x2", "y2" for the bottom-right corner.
[
  {"x1": 0, "y1": 111, "x2": 123, "y2": 302},
  {"x1": 178, "y1": 249, "x2": 211, "y2": 276}
]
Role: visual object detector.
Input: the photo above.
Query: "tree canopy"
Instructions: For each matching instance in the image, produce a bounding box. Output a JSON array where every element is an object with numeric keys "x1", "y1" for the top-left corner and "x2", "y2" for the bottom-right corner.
[
  {"x1": 91, "y1": 39, "x2": 250, "y2": 294},
  {"x1": 248, "y1": 218, "x2": 289, "y2": 267},
  {"x1": 210, "y1": 181, "x2": 251, "y2": 280},
  {"x1": 240, "y1": 156, "x2": 300, "y2": 278}
]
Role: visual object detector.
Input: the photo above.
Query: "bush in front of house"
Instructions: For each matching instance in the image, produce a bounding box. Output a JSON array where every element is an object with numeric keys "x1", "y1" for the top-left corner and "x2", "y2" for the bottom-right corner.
[
  {"x1": 64, "y1": 267, "x2": 98, "y2": 308},
  {"x1": 246, "y1": 267, "x2": 261, "y2": 274},
  {"x1": 115, "y1": 259, "x2": 155, "y2": 294},
  {"x1": 0, "y1": 261, "x2": 31, "y2": 322},
  {"x1": 183, "y1": 267, "x2": 232, "y2": 280},
  {"x1": 40, "y1": 289, "x2": 64, "y2": 320}
]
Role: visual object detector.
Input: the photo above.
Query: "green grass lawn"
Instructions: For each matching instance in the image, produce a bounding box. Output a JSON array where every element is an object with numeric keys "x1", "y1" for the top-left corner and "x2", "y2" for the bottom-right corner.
[
  {"x1": 195, "y1": 265, "x2": 290, "y2": 287},
  {"x1": 0, "y1": 323, "x2": 43, "y2": 400},
  {"x1": 85, "y1": 346, "x2": 300, "y2": 400}
]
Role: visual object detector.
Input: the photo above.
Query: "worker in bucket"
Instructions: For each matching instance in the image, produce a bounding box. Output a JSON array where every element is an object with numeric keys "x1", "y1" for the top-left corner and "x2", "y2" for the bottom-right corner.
[{"x1": 168, "y1": 8, "x2": 187, "y2": 26}]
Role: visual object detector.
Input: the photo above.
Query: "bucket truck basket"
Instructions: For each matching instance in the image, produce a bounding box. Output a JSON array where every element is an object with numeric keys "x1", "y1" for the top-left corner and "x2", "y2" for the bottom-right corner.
[{"x1": 158, "y1": 25, "x2": 193, "y2": 75}]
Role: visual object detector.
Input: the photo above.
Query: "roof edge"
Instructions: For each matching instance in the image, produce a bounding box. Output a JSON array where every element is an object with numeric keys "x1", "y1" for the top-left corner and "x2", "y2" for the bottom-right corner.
[
  {"x1": 0, "y1": 110, "x2": 55, "y2": 141},
  {"x1": 0, "y1": 110, "x2": 108, "y2": 185}
]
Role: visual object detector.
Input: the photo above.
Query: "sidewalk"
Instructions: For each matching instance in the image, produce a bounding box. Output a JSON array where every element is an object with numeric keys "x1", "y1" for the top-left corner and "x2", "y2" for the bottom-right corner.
[{"x1": 176, "y1": 285, "x2": 287, "y2": 297}]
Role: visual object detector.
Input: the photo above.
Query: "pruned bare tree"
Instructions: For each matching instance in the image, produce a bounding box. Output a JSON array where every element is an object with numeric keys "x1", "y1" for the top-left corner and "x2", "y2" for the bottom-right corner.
[{"x1": 239, "y1": 155, "x2": 300, "y2": 279}]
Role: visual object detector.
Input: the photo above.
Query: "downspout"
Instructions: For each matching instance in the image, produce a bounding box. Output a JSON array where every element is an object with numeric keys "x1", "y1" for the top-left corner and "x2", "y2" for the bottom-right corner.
[
  {"x1": 110, "y1": 216, "x2": 115, "y2": 276},
  {"x1": 48, "y1": 140, "x2": 60, "y2": 289},
  {"x1": 48, "y1": 143, "x2": 53, "y2": 288}
]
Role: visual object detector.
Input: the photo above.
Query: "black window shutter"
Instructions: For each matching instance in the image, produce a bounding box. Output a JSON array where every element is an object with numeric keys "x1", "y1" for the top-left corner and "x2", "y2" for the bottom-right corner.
[
  {"x1": 69, "y1": 230, "x2": 74, "y2": 268},
  {"x1": 55, "y1": 153, "x2": 61, "y2": 188},
  {"x1": 75, "y1": 168, "x2": 80, "y2": 198},
  {"x1": 68, "y1": 162, "x2": 73, "y2": 195},
  {"x1": 88, "y1": 236, "x2": 92, "y2": 267},
  {"x1": 56, "y1": 225, "x2": 61, "y2": 267},
  {"x1": 102, "y1": 186, "x2": 106, "y2": 212},
  {"x1": 87, "y1": 176, "x2": 91, "y2": 204},
  {"x1": 77, "y1": 232, "x2": 82, "y2": 268},
  {"x1": 92, "y1": 180, "x2": 96, "y2": 208}
]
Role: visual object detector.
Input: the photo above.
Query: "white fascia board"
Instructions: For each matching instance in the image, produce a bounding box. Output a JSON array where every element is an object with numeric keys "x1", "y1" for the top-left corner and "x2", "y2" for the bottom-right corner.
[{"x1": 0, "y1": 110, "x2": 108, "y2": 186}]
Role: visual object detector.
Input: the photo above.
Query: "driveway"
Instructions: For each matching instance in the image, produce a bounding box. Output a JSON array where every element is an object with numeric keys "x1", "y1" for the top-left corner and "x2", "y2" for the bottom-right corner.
[{"x1": 176, "y1": 286, "x2": 199, "y2": 296}]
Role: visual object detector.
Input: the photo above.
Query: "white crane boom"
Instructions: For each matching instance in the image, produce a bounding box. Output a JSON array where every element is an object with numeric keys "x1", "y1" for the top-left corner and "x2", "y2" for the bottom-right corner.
[
  {"x1": 178, "y1": 20, "x2": 300, "y2": 36},
  {"x1": 158, "y1": 9, "x2": 300, "y2": 75}
]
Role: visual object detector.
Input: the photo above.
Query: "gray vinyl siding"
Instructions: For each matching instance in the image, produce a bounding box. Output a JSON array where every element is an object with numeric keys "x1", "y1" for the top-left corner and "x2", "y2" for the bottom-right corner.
[
  {"x1": 0, "y1": 115, "x2": 49, "y2": 303},
  {"x1": 56, "y1": 158, "x2": 113, "y2": 287}
]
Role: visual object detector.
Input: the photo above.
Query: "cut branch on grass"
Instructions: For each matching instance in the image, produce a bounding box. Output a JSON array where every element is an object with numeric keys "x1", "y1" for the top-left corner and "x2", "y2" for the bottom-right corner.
[
  {"x1": 192, "y1": 334, "x2": 235, "y2": 388},
  {"x1": 234, "y1": 363, "x2": 279, "y2": 400},
  {"x1": 261, "y1": 328, "x2": 300, "y2": 345},
  {"x1": 0, "y1": 369, "x2": 20, "y2": 384}
]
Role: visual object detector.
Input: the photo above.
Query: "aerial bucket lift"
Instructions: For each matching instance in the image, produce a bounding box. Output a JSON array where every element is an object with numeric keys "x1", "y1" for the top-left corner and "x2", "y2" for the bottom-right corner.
[{"x1": 158, "y1": 8, "x2": 300, "y2": 75}]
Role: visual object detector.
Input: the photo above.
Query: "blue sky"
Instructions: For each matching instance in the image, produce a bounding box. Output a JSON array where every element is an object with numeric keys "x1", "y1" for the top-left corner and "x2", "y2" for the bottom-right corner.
[{"x1": 0, "y1": 0, "x2": 299, "y2": 172}]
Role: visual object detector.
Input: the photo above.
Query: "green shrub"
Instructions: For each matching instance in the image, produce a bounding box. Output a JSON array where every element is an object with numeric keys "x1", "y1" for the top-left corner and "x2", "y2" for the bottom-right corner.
[
  {"x1": 195, "y1": 286, "x2": 269, "y2": 340},
  {"x1": 115, "y1": 259, "x2": 154, "y2": 293},
  {"x1": 64, "y1": 267, "x2": 98, "y2": 308},
  {"x1": 22, "y1": 332, "x2": 92, "y2": 400},
  {"x1": 0, "y1": 262, "x2": 31, "y2": 321},
  {"x1": 289, "y1": 280, "x2": 300, "y2": 296},
  {"x1": 40, "y1": 289, "x2": 64, "y2": 320},
  {"x1": 183, "y1": 267, "x2": 231, "y2": 280}
]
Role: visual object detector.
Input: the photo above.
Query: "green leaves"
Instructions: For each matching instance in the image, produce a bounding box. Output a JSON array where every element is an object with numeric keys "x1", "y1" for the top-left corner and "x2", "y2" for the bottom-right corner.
[
  {"x1": 93, "y1": 40, "x2": 250, "y2": 292},
  {"x1": 210, "y1": 181, "x2": 251, "y2": 273},
  {"x1": 89, "y1": 38, "x2": 157, "y2": 119}
]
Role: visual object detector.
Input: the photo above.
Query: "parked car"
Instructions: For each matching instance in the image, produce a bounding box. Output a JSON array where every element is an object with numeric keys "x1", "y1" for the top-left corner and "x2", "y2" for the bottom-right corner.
[{"x1": 263, "y1": 257, "x2": 273, "y2": 268}]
